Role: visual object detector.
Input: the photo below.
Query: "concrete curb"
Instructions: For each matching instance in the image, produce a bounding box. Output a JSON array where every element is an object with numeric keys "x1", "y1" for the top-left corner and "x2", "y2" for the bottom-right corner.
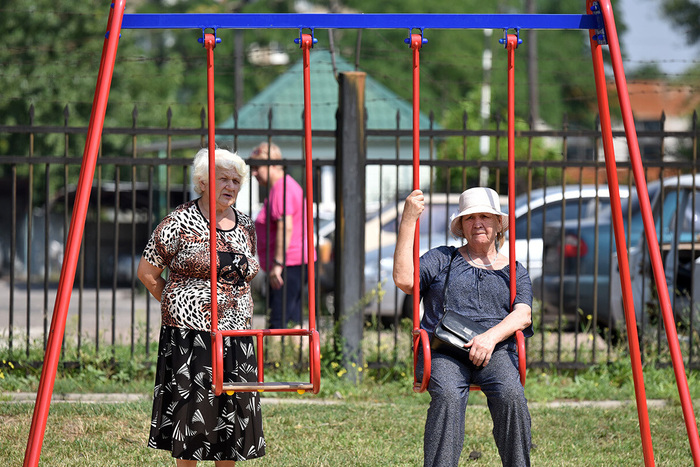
[{"x1": 0, "y1": 392, "x2": 670, "y2": 408}]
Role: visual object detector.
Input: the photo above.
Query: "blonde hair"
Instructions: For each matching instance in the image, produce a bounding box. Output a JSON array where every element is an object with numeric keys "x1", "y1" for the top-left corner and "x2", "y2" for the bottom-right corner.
[{"x1": 191, "y1": 147, "x2": 249, "y2": 195}]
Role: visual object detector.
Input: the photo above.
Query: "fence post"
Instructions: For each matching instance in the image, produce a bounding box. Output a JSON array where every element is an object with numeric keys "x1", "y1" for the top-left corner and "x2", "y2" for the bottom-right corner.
[{"x1": 335, "y1": 71, "x2": 366, "y2": 382}]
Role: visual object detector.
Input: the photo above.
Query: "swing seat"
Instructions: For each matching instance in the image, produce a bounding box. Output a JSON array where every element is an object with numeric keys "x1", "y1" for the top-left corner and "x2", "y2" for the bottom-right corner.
[
  {"x1": 413, "y1": 329, "x2": 526, "y2": 392},
  {"x1": 208, "y1": 32, "x2": 322, "y2": 398},
  {"x1": 211, "y1": 328, "x2": 321, "y2": 396},
  {"x1": 220, "y1": 381, "x2": 314, "y2": 393}
]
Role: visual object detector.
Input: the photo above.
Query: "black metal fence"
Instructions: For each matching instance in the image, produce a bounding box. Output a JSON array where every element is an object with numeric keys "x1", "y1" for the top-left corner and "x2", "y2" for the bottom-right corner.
[{"x1": 1, "y1": 104, "x2": 698, "y2": 372}]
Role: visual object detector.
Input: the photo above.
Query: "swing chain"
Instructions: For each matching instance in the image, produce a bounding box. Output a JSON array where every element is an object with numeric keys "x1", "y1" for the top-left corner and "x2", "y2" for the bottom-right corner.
[{"x1": 589, "y1": 1, "x2": 608, "y2": 45}]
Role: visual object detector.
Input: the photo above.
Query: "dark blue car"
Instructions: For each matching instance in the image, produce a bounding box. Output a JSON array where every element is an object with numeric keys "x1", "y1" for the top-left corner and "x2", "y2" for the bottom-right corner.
[
  {"x1": 610, "y1": 174, "x2": 700, "y2": 333},
  {"x1": 539, "y1": 181, "x2": 661, "y2": 333}
]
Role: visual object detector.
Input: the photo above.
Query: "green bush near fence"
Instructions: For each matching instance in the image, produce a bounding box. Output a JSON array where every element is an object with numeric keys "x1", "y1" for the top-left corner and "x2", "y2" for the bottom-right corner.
[{"x1": 2, "y1": 332, "x2": 700, "y2": 404}]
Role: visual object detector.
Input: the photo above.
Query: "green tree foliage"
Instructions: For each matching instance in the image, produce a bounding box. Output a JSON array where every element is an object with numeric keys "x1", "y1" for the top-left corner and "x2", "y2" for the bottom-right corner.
[
  {"x1": 0, "y1": 0, "x2": 627, "y2": 200},
  {"x1": 662, "y1": 0, "x2": 700, "y2": 44},
  {"x1": 0, "y1": 0, "x2": 186, "y2": 134}
]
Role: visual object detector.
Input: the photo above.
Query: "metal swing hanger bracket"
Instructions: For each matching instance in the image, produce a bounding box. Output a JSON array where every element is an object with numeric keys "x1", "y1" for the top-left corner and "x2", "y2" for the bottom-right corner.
[
  {"x1": 294, "y1": 28, "x2": 318, "y2": 47},
  {"x1": 499, "y1": 28, "x2": 523, "y2": 48},
  {"x1": 404, "y1": 28, "x2": 428, "y2": 48},
  {"x1": 589, "y1": 1, "x2": 608, "y2": 45},
  {"x1": 198, "y1": 27, "x2": 222, "y2": 46}
]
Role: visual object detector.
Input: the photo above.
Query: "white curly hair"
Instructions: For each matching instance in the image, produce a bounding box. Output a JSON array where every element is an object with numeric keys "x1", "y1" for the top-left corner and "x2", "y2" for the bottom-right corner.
[{"x1": 191, "y1": 147, "x2": 249, "y2": 195}]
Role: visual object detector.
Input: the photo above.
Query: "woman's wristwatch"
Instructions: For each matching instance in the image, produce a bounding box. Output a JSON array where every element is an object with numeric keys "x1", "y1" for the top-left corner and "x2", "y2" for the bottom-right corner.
[{"x1": 273, "y1": 259, "x2": 284, "y2": 267}]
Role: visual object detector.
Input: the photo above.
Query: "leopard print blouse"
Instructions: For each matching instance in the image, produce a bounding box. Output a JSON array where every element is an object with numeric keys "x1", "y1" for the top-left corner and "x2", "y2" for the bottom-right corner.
[{"x1": 142, "y1": 200, "x2": 259, "y2": 332}]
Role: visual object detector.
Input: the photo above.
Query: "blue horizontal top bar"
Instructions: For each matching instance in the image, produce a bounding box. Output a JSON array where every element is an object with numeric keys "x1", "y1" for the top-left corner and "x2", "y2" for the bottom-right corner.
[{"x1": 120, "y1": 13, "x2": 598, "y2": 31}]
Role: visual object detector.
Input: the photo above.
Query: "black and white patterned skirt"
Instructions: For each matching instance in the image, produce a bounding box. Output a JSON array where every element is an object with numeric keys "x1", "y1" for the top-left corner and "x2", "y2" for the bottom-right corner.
[{"x1": 148, "y1": 325, "x2": 265, "y2": 461}]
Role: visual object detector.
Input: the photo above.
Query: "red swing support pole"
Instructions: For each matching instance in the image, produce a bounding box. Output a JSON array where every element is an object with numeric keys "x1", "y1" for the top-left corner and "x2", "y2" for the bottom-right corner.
[
  {"x1": 22, "y1": 2, "x2": 126, "y2": 465},
  {"x1": 299, "y1": 32, "x2": 322, "y2": 393},
  {"x1": 586, "y1": 4, "x2": 654, "y2": 465},
  {"x1": 202, "y1": 31, "x2": 226, "y2": 397},
  {"x1": 210, "y1": 31, "x2": 320, "y2": 396},
  {"x1": 589, "y1": 2, "x2": 700, "y2": 465},
  {"x1": 409, "y1": 32, "x2": 431, "y2": 393},
  {"x1": 504, "y1": 33, "x2": 527, "y2": 386}
]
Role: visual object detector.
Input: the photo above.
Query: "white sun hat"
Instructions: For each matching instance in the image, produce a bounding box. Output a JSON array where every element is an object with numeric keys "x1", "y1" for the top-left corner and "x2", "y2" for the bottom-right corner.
[{"x1": 449, "y1": 187, "x2": 508, "y2": 238}]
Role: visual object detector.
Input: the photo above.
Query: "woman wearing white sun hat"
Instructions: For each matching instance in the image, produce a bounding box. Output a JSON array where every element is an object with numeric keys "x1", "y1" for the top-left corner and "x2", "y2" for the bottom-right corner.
[{"x1": 394, "y1": 186, "x2": 533, "y2": 467}]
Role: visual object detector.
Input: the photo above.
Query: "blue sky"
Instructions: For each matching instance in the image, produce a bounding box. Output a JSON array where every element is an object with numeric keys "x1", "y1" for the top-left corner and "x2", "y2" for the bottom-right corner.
[{"x1": 618, "y1": 0, "x2": 700, "y2": 75}]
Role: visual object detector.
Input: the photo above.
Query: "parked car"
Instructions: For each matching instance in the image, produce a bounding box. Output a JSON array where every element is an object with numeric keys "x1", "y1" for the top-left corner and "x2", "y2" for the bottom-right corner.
[
  {"x1": 366, "y1": 185, "x2": 624, "y2": 322},
  {"x1": 539, "y1": 180, "x2": 663, "y2": 333},
  {"x1": 363, "y1": 193, "x2": 462, "y2": 321},
  {"x1": 609, "y1": 174, "x2": 700, "y2": 331},
  {"x1": 505, "y1": 185, "x2": 630, "y2": 284}
]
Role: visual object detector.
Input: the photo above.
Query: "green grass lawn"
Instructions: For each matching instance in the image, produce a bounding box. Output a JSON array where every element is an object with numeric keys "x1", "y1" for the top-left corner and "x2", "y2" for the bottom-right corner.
[
  {"x1": 3, "y1": 331, "x2": 700, "y2": 466},
  {"x1": 1, "y1": 393, "x2": 698, "y2": 466}
]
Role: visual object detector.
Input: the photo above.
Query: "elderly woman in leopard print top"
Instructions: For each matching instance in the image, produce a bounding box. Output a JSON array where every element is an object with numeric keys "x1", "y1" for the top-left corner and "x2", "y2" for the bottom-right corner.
[{"x1": 137, "y1": 147, "x2": 265, "y2": 466}]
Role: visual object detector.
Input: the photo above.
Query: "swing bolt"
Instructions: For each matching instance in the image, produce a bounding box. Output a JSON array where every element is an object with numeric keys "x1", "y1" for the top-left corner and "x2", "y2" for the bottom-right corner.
[
  {"x1": 294, "y1": 28, "x2": 318, "y2": 47},
  {"x1": 404, "y1": 29, "x2": 428, "y2": 47},
  {"x1": 105, "y1": 3, "x2": 123, "y2": 41},
  {"x1": 198, "y1": 28, "x2": 222, "y2": 46},
  {"x1": 589, "y1": 1, "x2": 608, "y2": 45},
  {"x1": 498, "y1": 28, "x2": 522, "y2": 47}
]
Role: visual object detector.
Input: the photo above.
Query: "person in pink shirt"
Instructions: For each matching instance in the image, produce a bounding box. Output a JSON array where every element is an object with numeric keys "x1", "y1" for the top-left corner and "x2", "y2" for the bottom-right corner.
[{"x1": 250, "y1": 142, "x2": 316, "y2": 329}]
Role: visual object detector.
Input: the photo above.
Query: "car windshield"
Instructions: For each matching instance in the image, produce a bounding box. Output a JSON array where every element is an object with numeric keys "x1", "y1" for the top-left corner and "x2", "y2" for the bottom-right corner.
[
  {"x1": 659, "y1": 188, "x2": 700, "y2": 243},
  {"x1": 515, "y1": 196, "x2": 613, "y2": 239},
  {"x1": 679, "y1": 191, "x2": 700, "y2": 237}
]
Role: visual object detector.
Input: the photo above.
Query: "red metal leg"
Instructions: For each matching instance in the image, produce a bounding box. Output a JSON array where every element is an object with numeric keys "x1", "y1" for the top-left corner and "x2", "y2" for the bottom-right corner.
[
  {"x1": 22, "y1": 2, "x2": 126, "y2": 466},
  {"x1": 586, "y1": 3, "x2": 655, "y2": 465},
  {"x1": 596, "y1": 2, "x2": 700, "y2": 465}
]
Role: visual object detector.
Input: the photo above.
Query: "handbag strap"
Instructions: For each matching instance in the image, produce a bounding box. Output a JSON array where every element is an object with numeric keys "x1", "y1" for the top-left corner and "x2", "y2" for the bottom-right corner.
[{"x1": 442, "y1": 248, "x2": 460, "y2": 313}]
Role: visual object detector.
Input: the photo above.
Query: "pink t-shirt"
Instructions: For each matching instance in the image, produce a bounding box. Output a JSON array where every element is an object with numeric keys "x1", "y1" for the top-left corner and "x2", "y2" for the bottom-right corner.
[{"x1": 255, "y1": 174, "x2": 316, "y2": 271}]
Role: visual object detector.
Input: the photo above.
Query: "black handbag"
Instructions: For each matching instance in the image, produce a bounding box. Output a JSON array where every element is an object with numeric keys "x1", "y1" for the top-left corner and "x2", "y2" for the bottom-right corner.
[{"x1": 430, "y1": 249, "x2": 488, "y2": 358}]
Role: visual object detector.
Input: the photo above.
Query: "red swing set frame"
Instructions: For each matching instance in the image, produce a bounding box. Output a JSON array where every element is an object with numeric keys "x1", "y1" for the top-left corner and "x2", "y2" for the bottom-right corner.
[
  {"x1": 203, "y1": 32, "x2": 321, "y2": 397},
  {"x1": 22, "y1": 2, "x2": 700, "y2": 466},
  {"x1": 409, "y1": 31, "x2": 526, "y2": 395}
]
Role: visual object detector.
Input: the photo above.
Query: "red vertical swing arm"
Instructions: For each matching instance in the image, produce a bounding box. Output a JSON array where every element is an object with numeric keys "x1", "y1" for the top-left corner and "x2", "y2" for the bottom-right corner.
[
  {"x1": 594, "y1": 1, "x2": 700, "y2": 464},
  {"x1": 300, "y1": 33, "x2": 317, "y2": 332},
  {"x1": 300, "y1": 33, "x2": 321, "y2": 393},
  {"x1": 202, "y1": 32, "x2": 226, "y2": 396},
  {"x1": 505, "y1": 34, "x2": 526, "y2": 385},
  {"x1": 411, "y1": 33, "x2": 421, "y2": 330},
  {"x1": 22, "y1": 2, "x2": 126, "y2": 466},
  {"x1": 586, "y1": 3, "x2": 655, "y2": 465},
  {"x1": 409, "y1": 33, "x2": 431, "y2": 393}
]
